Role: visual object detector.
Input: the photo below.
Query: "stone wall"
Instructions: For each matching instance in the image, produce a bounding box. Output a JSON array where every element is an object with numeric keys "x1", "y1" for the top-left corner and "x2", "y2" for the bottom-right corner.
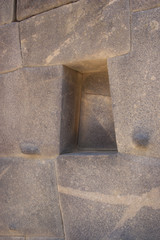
[{"x1": 0, "y1": 0, "x2": 160, "y2": 240}]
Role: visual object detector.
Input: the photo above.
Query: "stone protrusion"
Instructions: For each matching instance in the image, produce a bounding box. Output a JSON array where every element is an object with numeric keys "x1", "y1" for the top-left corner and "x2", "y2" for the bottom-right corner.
[
  {"x1": 20, "y1": 142, "x2": 40, "y2": 155},
  {"x1": 0, "y1": 66, "x2": 63, "y2": 156},
  {"x1": 108, "y1": 7, "x2": 160, "y2": 158}
]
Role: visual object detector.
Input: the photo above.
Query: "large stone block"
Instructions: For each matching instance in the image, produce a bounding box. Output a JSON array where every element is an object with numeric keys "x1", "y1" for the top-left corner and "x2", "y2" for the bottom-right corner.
[
  {"x1": 0, "y1": 66, "x2": 63, "y2": 156},
  {"x1": 0, "y1": 157, "x2": 64, "y2": 237},
  {"x1": 108, "y1": 7, "x2": 160, "y2": 158},
  {"x1": 0, "y1": 238, "x2": 24, "y2": 240},
  {"x1": 56, "y1": 153, "x2": 160, "y2": 240},
  {"x1": 131, "y1": 0, "x2": 160, "y2": 12},
  {"x1": 0, "y1": 23, "x2": 22, "y2": 74},
  {"x1": 17, "y1": 0, "x2": 79, "y2": 21},
  {"x1": 20, "y1": 0, "x2": 130, "y2": 67},
  {"x1": 26, "y1": 238, "x2": 64, "y2": 240},
  {"x1": 0, "y1": 0, "x2": 15, "y2": 26}
]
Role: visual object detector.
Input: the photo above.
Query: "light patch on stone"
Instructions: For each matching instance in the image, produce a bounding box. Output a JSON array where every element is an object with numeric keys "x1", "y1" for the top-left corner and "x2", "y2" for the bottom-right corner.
[
  {"x1": 45, "y1": 54, "x2": 54, "y2": 64},
  {"x1": 59, "y1": 185, "x2": 160, "y2": 233},
  {"x1": 32, "y1": 34, "x2": 37, "y2": 41},
  {"x1": 151, "y1": 75, "x2": 156, "y2": 81},
  {"x1": 150, "y1": 20, "x2": 159, "y2": 32},
  {"x1": 45, "y1": 38, "x2": 73, "y2": 64},
  {"x1": 0, "y1": 165, "x2": 10, "y2": 180},
  {"x1": 108, "y1": 0, "x2": 119, "y2": 6},
  {"x1": 21, "y1": 39, "x2": 27, "y2": 44}
]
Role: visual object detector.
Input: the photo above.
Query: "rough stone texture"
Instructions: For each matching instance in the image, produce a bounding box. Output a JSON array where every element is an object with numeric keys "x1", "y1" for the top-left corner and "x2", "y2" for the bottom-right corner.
[
  {"x1": 67, "y1": 59, "x2": 108, "y2": 73},
  {"x1": 60, "y1": 66, "x2": 82, "y2": 153},
  {"x1": 78, "y1": 71, "x2": 117, "y2": 150},
  {"x1": 20, "y1": 0, "x2": 130, "y2": 67},
  {"x1": 17, "y1": 0, "x2": 79, "y2": 21},
  {"x1": 56, "y1": 153, "x2": 160, "y2": 240},
  {"x1": 0, "y1": 157, "x2": 64, "y2": 237},
  {"x1": 0, "y1": 23, "x2": 22, "y2": 74},
  {"x1": 1, "y1": 1, "x2": 160, "y2": 239},
  {"x1": 108, "y1": 7, "x2": 160, "y2": 159},
  {"x1": 0, "y1": 238, "x2": 24, "y2": 240},
  {"x1": 27, "y1": 238, "x2": 64, "y2": 240},
  {"x1": 0, "y1": 66, "x2": 63, "y2": 156},
  {"x1": 131, "y1": 0, "x2": 160, "y2": 12},
  {"x1": 0, "y1": 0, "x2": 15, "y2": 26}
]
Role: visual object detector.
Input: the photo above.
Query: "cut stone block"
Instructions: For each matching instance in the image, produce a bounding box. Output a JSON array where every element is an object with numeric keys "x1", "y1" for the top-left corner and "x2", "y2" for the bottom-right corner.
[
  {"x1": 0, "y1": 238, "x2": 24, "y2": 240},
  {"x1": 108, "y1": 7, "x2": 160, "y2": 158},
  {"x1": 20, "y1": 0, "x2": 130, "y2": 67},
  {"x1": 26, "y1": 238, "x2": 64, "y2": 240},
  {"x1": 131, "y1": 0, "x2": 160, "y2": 11},
  {"x1": 0, "y1": 23, "x2": 22, "y2": 74},
  {"x1": 60, "y1": 66, "x2": 82, "y2": 153},
  {"x1": 78, "y1": 71, "x2": 117, "y2": 150},
  {"x1": 0, "y1": 0, "x2": 15, "y2": 26},
  {"x1": 0, "y1": 157, "x2": 64, "y2": 237},
  {"x1": 0, "y1": 66, "x2": 63, "y2": 156},
  {"x1": 56, "y1": 153, "x2": 160, "y2": 240},
  {"x1": 17, "y1": 0, "x2": 79, "y2": 21}
]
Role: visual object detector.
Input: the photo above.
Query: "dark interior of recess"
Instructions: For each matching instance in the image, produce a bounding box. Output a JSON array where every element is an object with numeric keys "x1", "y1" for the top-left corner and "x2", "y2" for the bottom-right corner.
[{"x1": 60, "y1": 60, "x2": 117, "y2": 154}]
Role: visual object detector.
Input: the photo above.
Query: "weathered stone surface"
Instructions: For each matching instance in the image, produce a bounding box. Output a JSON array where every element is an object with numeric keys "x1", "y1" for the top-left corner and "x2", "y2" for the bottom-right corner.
[
  {"x1": 67, "y1": 59, "x2": 108, "y2": 73},
  {"x1": 0, "y1": 157, "x2": 64, "y2": 237},
  {"x1": 0, "y1": 70, "x2": 26, "y2": 155},
  {"x1": 60, "y1": 66, "x2": 82, "y2": 153},
  {"x1": 0, "y1": 23, "x2": 22, "y2": 74},
  {"x1": 56, "y1": 153, "x2": 160, "y2": 240},
  {"x1": 20, "y1": 0, "x2": 130, "y2": 67},
  {"x1": 78, "y1": 71, "x2": 117, "y2": 150},
  {"x1": 17, "y1": 0, "x2": 79, "y2": 21},
  {"x1": 0, "y1": 238, "x2": 24, "y2": 240},
  {"x1": 27, "y1": 238, "x2": 64, "y2": 240},
  {"x1": 0, "y1": 66, "x2": 63, "y2": 156},
  {"x1": 131, "y1": 0, "x2": 160, "y2": 12},
  {"x1": 0, "y1": 0, "x2": 15, "y2": 25},
  {"x1": 108, "y1": 7, "x2": 160, "y2": 158}
]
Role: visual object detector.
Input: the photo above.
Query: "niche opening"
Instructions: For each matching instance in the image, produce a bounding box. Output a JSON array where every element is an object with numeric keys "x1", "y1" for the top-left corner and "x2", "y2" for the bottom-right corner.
[{"x1": 60, "y1": 62, "x2": 117, "y2": 154}]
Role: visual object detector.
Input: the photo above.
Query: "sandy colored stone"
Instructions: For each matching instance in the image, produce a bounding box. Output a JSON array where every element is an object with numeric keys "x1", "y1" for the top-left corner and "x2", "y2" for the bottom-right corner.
[
  {"x1": 108, "y1": 7, "x2": 160, "y2": 158},
  {"x1": 131, "y1": 0, "x2": 160, "y2": 11},
  {"x1": 60, "y1": 66, "x2": 82, "y2": 153},
  {"x1": 0, "y1": 23, "x2": 22, "y2": 74},
  {"x1": 20, "y1": 0, "x2": 130, "y2": 68},
  {"x1": 0, "y1": 66, "x2": 63, "y2": 156},
  {"x1": 78, "y1": 71, "x2": 117, "y2": 150},
  {"x1": 0, "y1": 0, "x2": 15, "y2": 25},
  {"x1": 0, "y1": 238, "x2": 24, "y2": 240},
  {"x1": 27, "y1": 238, "x2": 64, "y2": 240},
  {"x1": 56, "y1": 153, "x2": 160, "y2": 240},
  {"x1": 17, "y1": 0, "x2": 79, "y2": 21},
  {"x1": 0, "y1": 157, "x2": 64, "y2": 237}
]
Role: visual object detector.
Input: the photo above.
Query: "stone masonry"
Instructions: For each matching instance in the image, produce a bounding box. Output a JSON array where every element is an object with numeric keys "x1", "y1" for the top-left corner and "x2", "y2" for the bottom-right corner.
[{"x1": 0, "y1": 0, "x2": 160, "y2": 240}]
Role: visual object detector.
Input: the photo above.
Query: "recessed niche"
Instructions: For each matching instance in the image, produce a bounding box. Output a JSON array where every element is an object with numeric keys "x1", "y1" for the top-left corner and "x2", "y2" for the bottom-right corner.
[{"x1": 60, "y1": 63, "x2": 117, "y2": 154}]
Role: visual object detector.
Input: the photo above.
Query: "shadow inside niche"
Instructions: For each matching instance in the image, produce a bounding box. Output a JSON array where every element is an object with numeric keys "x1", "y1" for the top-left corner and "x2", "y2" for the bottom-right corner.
[{"x1": 60, "y1": 60, "x2": 117, "y2": 154}]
